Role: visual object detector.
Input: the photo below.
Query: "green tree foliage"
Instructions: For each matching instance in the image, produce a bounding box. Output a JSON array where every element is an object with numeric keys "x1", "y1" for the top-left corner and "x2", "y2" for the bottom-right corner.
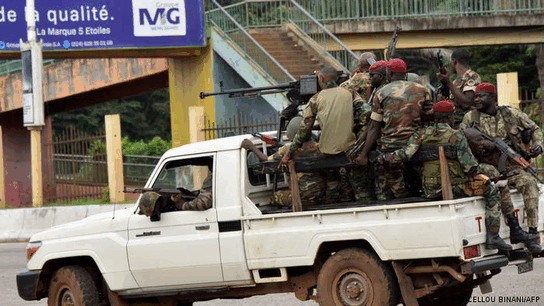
[
  {"x1": 89, "y1": 136, "x2": 171, "y2": 157},
  {"x1": 52, "y1": 89, "x2": 171, "y2": 142},
  {"x1": 467, "y1": 45, "x2": 539, "y2": 93}
]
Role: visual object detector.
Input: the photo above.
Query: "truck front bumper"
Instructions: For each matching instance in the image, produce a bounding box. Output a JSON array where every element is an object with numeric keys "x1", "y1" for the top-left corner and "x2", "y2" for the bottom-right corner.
[
  {"x1": 463, "y1": 255, "x2": 509, "y2": 274},
  {"x1": 16, "y1": 269, "x2": 41, "y2": 301}
]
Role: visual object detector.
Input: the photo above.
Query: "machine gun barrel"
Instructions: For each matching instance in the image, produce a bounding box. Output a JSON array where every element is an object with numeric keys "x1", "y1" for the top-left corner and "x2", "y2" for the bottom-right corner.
[{"x1": 200, "y1": 82, "x2": 297, "y2": 99}]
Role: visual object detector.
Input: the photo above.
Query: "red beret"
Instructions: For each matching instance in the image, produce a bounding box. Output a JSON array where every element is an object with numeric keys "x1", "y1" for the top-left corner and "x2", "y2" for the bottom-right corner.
[
  {"x1": 388, "y1": 58, "x2": 407, "y2": 73},
  {"x1": 369, "y1": 60, "x2": 388, "y2": 72},
  {"x1": 475, "y1": 83, "x2": 496, "y2": 93},
  {"x1": 433, "y1": 100, "x2": 455, "y2": 113}
]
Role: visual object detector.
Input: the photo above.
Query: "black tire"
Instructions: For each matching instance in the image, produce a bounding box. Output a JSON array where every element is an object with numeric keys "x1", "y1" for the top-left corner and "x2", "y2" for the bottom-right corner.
[
  {"x1": 316, "y1": 248, "x2": 399, "y2": 306},
  {"x1": 418, "y1": 287, "x2": 473, "y2": 306},
  {"x1": 48, "y1": 265, "x2": 101, "y2": 306}
]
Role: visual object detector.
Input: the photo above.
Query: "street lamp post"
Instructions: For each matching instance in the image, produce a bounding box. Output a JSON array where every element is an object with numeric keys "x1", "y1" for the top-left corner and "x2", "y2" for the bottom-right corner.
[{"x1": 20, "y1": 0, "x2": 45, "y2": 207}]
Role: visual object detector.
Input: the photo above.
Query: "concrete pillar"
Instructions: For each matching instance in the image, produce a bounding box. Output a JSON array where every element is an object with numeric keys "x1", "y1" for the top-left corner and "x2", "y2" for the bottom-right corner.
[
  {"x1": 189, "y1": 106, "x2": 207, "y2": 189},
  {"x1": 169, "y1": 41, "x2": 215, "y2": 148},
  {"x1": 105, "y1": 114, "x2": 125, "y2": 203},
  {"x1": 30, "y1": 127, "x2": 43, "y2": 207},
  {"x1": 497, "y1": 72, "x2": 519, "y2": 108}
]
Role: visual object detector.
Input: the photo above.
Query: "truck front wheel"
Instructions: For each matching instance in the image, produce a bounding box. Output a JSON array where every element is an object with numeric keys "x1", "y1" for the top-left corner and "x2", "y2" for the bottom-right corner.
[
  {"x1": 48, "y1": 265, "x2": 101, "y2": 306},
  {"x1": 316, "y1": 248, "x2": 399, "y2": 306}
]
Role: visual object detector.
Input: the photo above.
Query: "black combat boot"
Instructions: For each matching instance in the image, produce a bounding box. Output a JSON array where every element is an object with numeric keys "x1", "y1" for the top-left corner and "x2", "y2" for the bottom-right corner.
[
  {"x1": 506, "y1": 214, "x2": 538, "y2": 243},
  {"x1": 485, "y1": 220, "x2": 513, "y2": 251},
  {"x1": 525, "y1": 227, "x2": 542, "y2": 253}
]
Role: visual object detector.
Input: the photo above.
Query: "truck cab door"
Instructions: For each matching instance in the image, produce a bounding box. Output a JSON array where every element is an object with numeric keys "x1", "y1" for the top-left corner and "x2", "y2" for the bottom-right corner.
[{"x1": 127, "y1": 154, "x2": 223, "y2": 291}]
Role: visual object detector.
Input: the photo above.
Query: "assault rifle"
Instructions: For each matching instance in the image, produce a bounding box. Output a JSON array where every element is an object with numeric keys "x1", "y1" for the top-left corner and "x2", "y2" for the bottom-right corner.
[
  {"x1": 384, "y1": 26, "x2": 401, "y2": 60},
  {"x1": 435, "y1": 50, "x2": 451, "y2": 100},
  {"x1": 252, "y1": 132, "x2": 285, "y2": 147},
  {"x1": 469, "y1": 129, "x2": 544, "y2": 184},
  {"x1": 124, "y1": 187, "x2": 197, "y2": 199}
]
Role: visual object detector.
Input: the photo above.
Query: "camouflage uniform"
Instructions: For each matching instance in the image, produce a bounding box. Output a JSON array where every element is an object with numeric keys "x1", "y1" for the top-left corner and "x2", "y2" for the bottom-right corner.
[
  {"x1": 290, "y1": 80, "x2": 372, "y2": 203},
  {"x1": 451, "y1": 69, "x2": 481, "y2": 127},
  {"x1": 370, "y1": 80, "x2": 433, "y2": 200},
  {"x1": 461, "y1": 107, "x2": 543, "y2": 228},
  {"x1": 386, "y1": 123, "x2": 502, "y2": 232},
  {"x1": 270, "y1": 141, "x2": 326, "y2": 208},
  {"x1": 340, "y1": 72, "x2": 371, "y2": 99},
  {"x1": 176, "y1": 175, "x2": 213, "y2": 211}
]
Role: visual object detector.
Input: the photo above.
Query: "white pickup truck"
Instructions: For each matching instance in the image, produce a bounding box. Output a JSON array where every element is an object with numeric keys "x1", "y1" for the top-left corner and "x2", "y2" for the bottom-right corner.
[{"x1": 17, "y1": 134, "x2": 543, "y2": 306}]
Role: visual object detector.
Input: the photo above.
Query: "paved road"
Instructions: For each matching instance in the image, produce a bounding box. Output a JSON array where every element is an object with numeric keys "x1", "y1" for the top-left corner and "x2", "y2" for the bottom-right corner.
[{"x1": 2, "y1": 243, "x2": 543, "y2": 306}]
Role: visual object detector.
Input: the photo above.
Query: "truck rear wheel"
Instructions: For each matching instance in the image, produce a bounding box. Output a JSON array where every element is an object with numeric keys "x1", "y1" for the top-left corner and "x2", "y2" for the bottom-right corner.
[
  {"x1": 316, "y1": 248, "x2": 399, "y2": 306},
  {"x1": 48, "y1": 265, "x2": 101, "y2": 306}
]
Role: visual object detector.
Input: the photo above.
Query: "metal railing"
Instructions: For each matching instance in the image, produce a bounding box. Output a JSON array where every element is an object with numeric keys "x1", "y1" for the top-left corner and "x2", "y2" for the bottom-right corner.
[
  {"x1": 206, "y1": 0, "x2": 295, "y2": 83},
  {"x1": 285, "y1": 0, "x2": 359, "y2": 71},
  {"x1": 0, "y1": 59, "x2": 58, "y2": 77},
  {"x1": 295, "y1": 0, "x2": 544, "y2": 21},
  {"x1": 123, "y1": 155, "x2": 161, "y2": 186},
  {"x1": 206, "y1": 0, "x2": 358, "y2": 73}
]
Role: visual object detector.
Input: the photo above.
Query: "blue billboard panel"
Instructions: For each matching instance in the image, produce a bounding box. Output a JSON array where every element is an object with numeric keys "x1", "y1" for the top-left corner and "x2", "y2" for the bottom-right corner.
[{"x1": 0, "y1": 0, "x2": 205, "y2": 51}]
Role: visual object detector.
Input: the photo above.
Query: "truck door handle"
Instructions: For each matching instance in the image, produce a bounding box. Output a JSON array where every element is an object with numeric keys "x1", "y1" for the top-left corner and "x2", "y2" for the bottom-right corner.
[{"x1": 195, "y1": 225, "x2": 210, "y2": 231}]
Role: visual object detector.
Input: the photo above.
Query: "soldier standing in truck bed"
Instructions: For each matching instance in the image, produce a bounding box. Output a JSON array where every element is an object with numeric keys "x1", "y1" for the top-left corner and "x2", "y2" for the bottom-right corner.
[
  {"x1": 437, "y1": 48, "x2": 481, "y2": 128},
  {"x1": 280, "y1": 66, "x2": 372, "y2": 203},
  {"x1": 356, "y1": 58, "x2": 433, "y2": 200},
  {"x1": 340, "y1": 52, "x2": 377, "y2": 99}
]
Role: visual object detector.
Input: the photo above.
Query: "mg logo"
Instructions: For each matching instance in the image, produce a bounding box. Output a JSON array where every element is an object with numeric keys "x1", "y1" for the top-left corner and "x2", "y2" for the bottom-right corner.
[
  {"x1": 140, "y1": 8, "x2": 180, "y2": 26},
  {"x1": 132, "y1": 0, "x2": 186, "y2": 37}
]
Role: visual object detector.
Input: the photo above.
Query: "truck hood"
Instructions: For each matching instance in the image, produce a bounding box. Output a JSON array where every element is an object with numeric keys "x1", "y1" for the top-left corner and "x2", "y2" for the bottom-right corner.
[{"x1": 30, "y1": 207, "x2": 134, "y2": 242}]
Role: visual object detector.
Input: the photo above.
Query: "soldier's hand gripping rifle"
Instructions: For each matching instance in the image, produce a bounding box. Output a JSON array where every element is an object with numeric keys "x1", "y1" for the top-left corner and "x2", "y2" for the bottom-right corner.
[
  {"x1": 468, "y1": 129, "x2": 544, "y2": 184},
  {"x1": 435, "y1": 50, "x2": 450, "y2": 101}
]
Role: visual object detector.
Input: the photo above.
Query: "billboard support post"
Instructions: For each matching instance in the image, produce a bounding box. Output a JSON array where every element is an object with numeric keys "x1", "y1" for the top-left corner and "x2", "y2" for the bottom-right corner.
[{"x1": 21, "y1": 0, "x2": 45, "y2": 207}]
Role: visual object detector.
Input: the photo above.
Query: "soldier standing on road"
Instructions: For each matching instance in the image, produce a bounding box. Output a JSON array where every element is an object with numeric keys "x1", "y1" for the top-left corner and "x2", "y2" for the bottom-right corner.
[
  {"x1": 381, "y1": 100, "x2": 512, "y2": 251},
  {"x1": 437, "y1": 48, "x2": 482, "y2": 128},
  {"x1": 280, "y1": 66, "x2": 371, "y2": 203},
  {"x1": 340, "y1": 52, "x2": 377, "y2": 99},
  {"x1": 461, "y1": 83, "x2": 543, "y2": 250},
  {"x1": 241, "y1": 117, "x2": 326, "y2": 208},
  {"x1": 356, "y1": 58, "x2": 433, "y2": 200}
]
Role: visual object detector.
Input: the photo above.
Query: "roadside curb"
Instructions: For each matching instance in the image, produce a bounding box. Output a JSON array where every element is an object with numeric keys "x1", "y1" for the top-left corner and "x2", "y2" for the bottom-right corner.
[{"x1": 0, "y1": 203, "x2": 135, "y2": 243}]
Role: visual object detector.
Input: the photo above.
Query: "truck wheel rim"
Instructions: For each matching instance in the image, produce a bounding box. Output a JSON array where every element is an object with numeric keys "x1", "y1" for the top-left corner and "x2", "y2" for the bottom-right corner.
[
  {"x1": 334, "y1": 268, "x2": 372, "y2": 306},
  {"x1": 59, "y1": 288, "x2": 75, "y2": 306}
]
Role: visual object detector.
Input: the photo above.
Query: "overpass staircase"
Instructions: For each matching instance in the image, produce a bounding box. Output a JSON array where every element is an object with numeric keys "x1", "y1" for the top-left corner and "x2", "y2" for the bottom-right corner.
[{"x1": 206, "y1": 0, "x2": 358, "y2": 110}]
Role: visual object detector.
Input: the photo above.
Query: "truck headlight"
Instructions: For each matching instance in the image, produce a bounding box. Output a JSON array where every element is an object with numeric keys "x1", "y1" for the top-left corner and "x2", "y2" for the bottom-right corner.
[{"x1": 26, "y1": 241, "x2": 42, "y2": 261}]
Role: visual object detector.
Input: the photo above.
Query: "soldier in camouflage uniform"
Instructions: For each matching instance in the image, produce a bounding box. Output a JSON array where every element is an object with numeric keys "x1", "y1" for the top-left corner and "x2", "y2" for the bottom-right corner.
[
  {"x1": 381, "y1": 100, "x2": 511, "y2": 251},
  {"x1": 464, "y1": 128, "x2": 541, "y2": 252},
  {"x1": 241, "y1": 117, "x2": 326, "y2": 208},
  {"x1": 437, "y1": 48, "x2": 481, "y2": 128},
  {"x1": 280, "y1": 66, "x2": 372, "y2": 203},
  {"x1": 170, "y1": 173, "x2": 213, "y2": 211},
  {"x1": 461, "y1": 83, "x2": 543, "y2": 249},
  {"x1": 356, "y1": 58, "x2": 433, "y2": 200},
  {"x1": 340, "y1": 52, "x2": 377, "y2": 100}
]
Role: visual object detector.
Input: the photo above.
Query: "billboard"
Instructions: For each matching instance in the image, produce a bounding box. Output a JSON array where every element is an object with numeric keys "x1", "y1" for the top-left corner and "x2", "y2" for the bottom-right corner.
[{"x1": 0, "y1": 0, "x2": 205, "y2": 52}]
